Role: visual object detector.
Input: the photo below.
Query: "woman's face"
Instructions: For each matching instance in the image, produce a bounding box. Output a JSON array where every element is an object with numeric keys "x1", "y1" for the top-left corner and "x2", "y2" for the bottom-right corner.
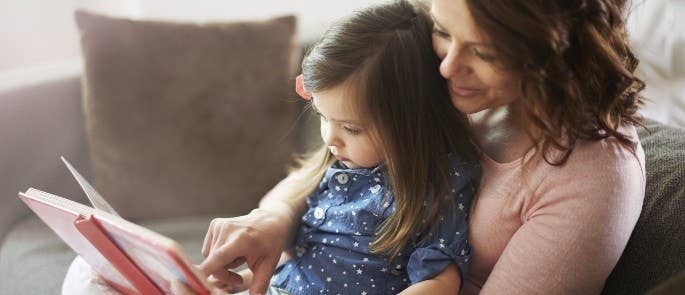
[{"x1": 430, "y1": 0, "x2": 520, "y2": 114}]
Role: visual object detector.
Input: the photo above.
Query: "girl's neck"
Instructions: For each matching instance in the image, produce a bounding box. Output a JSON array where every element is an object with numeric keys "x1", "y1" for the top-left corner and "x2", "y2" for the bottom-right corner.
[{"x1": 469, "y1": 101, "x2": 535, "y2": 164}]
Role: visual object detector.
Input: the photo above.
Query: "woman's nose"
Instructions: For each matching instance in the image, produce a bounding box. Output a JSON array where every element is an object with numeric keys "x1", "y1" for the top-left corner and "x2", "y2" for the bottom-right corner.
[{"x1": 439, "y1": 45, "x2": 471, "y2": 79}]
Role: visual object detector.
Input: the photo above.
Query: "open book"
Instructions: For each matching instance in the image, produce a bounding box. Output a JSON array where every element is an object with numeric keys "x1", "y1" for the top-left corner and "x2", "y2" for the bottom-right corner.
[{"x1": 17, "y1": 157, "x2": 212, "y2": 295}]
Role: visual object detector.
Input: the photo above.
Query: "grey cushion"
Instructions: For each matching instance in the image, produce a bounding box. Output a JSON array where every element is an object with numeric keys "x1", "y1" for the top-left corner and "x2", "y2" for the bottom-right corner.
[
  {"x1": 0, "y1": 73, "x2": 89, "y2": 243},
  {"x1": 603, "y1": 119, "x2": 685, "y2": 294},
  {"x1": 75, "y1": 10, "x2": 300, "y2": 221},
  {"x1": 0, "y1": 215, "x2": 212, "y2": 295}
]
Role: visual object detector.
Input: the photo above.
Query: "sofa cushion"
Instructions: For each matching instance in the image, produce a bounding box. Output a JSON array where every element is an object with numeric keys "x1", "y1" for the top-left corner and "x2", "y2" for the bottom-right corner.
[
  {"x1": 0, "y1": 215, "x2": 213, "y2": 295},
  {"x1": 603, "y1": 119, "x2": 685, "y2": 294},
  {"x1": 0, "y1": 72, "x2": 89, "y2": 243},
  {"x1": 75, "y1": 10, "x2": 300, "y2": 220}
]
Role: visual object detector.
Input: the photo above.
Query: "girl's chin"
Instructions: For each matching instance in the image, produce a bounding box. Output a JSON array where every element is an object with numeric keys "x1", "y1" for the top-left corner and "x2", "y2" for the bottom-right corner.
[{"x1": 340, "y1": 160, "x2": 378, "y2": 169}]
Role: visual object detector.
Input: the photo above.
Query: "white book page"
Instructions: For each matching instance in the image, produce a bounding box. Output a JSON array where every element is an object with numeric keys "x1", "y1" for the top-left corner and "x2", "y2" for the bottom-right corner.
[{"x1": 61, "y1": 156, "x2": 121, "y2": 217}]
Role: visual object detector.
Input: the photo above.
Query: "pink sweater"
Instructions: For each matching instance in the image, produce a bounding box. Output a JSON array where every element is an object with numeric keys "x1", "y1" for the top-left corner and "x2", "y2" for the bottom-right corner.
[{"x1": 462, "y1": 125, "x2": 646, "y2": 294}]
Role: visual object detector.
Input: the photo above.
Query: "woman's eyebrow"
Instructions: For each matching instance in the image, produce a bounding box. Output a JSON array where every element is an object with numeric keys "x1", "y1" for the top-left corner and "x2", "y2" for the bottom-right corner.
[
  {"x1": 430, "y1": 13, "x2": 493, "y2": 48},
  {"x1": 430, "y1": 13, "x2": 445, "y2": 30}
]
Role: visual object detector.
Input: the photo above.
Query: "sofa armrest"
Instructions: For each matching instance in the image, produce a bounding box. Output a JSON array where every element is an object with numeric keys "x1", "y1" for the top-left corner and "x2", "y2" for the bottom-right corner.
[{"x1": 0, "y1": 62, "x2": 90, "y2": 243}]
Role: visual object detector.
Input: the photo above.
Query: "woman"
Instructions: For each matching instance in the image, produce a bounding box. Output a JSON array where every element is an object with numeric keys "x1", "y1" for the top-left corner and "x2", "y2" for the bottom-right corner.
[
  {"x1": 199, "y1": 0, "x2": 646, "y2": 294},
  {"x1": 67, "y1": 0, "x2": 646, "y2": 294}
]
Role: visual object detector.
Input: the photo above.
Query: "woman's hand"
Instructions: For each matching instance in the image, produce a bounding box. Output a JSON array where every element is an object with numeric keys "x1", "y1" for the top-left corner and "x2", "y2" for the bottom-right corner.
[
  {"x1": 170, "y1": 279, "x2": 231, "y2": 295},
  {"x1": 199, "y1": 206, "x2": 296, "y2": 295},
  {"x1": 169, "y1": 266, "x2": 252, "y2": 294}
]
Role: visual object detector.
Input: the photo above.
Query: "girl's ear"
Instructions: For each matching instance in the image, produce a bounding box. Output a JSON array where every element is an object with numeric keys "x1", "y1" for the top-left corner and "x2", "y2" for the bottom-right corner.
[{"x1": 295, "y1": 74, "x2": 312, "y2": 100}]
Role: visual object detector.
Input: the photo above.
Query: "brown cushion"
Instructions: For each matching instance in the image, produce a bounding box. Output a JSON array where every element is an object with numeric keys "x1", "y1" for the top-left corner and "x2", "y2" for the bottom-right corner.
[{"x1": 75, "y1": 10, "x2": 300, "y2": 220}]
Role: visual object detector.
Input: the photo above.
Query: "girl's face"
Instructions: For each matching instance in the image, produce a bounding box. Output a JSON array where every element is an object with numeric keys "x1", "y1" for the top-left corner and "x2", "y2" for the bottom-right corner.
[
  {"x1": 430, "y1": 0, "x2": 520, "y2": 114},
  {"x1": 312, "y1": 83, "x2": 382, "y2": 169}
]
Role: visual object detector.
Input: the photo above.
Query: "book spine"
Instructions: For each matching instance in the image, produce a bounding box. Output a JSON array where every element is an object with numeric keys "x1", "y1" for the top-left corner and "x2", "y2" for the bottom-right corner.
[{"x1": 74, "y1": 214, "x2": 164, "y2": 295}]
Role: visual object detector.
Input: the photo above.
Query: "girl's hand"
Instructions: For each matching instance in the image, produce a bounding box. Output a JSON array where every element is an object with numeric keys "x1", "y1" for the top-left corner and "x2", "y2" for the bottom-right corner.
[{"x1": 199, "y1": 207, "x2": 295, "y2": 295}]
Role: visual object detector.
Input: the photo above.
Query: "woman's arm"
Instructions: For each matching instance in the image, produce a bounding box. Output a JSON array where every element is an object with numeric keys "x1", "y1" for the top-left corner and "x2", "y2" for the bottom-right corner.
[
  {"x1": 257, "y1": 169, "x2": 310, "y2": 246},
  {"x1": 400, "y1": 263, "x2": 461, "y2": 294},
  {"x1": 199, "y1": 171, "x2": 308, "y2": 295},
  {"x1": 479, "y1": 140, "x2": 645, "y2": 294}
]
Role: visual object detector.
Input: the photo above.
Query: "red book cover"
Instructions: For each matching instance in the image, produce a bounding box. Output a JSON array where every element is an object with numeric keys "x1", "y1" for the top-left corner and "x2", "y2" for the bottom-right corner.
[{"x1": 18, "y1": 188, "x2": 211, "y2": 295}]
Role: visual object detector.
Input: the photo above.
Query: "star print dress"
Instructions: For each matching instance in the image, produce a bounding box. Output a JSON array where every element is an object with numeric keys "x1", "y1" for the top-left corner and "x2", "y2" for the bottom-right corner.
[{"x1": 271, "y1": 155, "x2": 480, "y2": 295}]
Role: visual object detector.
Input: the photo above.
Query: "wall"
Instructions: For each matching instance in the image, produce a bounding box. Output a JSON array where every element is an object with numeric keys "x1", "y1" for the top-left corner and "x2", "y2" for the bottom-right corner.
[{"x1": 0, "y1": 0, "x2": 682, "y2": 125}]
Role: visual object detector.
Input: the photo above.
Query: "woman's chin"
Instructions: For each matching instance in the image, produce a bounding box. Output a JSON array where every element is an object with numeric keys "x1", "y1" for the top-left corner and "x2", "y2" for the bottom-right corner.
[{"x1": 451, "y1": 96, "x2": 487, "y2": 114}]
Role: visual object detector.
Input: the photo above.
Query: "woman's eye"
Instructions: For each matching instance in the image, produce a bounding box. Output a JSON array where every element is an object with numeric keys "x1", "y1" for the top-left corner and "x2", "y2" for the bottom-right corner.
[
  {"x1": 473, "y1": 49, "x2": 496, "y2": 62},
  {"x1": 432, "y1": 27, "x2": 449, "y2": 39}
]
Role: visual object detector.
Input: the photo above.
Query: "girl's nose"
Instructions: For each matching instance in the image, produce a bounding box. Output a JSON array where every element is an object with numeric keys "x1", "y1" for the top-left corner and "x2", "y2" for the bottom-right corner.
[{"x1": 322, "y1": 127, "x2": 343, "y2": 148}]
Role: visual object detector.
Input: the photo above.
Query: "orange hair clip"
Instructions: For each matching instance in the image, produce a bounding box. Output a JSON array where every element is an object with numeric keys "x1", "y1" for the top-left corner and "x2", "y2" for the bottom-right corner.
[{"x1": 295, "y1": 74, "x2": 312, "y2": 101}]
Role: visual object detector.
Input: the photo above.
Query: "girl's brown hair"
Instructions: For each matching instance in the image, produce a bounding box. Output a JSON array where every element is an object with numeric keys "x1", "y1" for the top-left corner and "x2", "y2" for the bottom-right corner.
[
  {"x1": 465, "y1": 0, "x2": 645, "y2": 165},
  {"x1": 290, "y1": 0, "x2": 477, "y2": 259}
]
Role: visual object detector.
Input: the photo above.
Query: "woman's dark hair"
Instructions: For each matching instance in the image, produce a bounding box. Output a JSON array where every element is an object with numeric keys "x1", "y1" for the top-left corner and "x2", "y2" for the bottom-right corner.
[
  {"x1": 291, "y1": 0, "x2": 477, "y2": 259},
  {"x1": 466, "y1": 0, "x2": 645, "y2": 164}
]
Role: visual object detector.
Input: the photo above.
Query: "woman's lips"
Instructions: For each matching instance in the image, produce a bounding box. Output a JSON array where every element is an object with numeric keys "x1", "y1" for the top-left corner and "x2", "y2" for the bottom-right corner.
[{"x1": 450, "y1": 84, "x2": 482, "y2": 97}]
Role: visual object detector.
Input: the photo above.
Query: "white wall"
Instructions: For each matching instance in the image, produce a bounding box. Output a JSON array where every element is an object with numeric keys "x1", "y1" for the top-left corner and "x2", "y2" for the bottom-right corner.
[
  {"x1": 0, "y1": 0, "x2": 82, "y2": 72},
  {"x1": 0, "y1": 0, "x2": 141, "y2": 92},
  {"x1": 138, "y1": 0, "x2": 386, "y2": 44},
  {"x1": 627, "y1": 0, "x2": 685, "y2": 126},
  {"x1": 0, "y1": 0, "x2": 383, "y2": 85},
  {"x1": 0, "y1": 0, "x2": 141, "y2": 72}
]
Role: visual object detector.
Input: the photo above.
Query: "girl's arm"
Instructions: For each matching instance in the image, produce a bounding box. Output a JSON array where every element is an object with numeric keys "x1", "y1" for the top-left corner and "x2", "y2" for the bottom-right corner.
[{"x1": 399, "y1": 263, "x2": 461, "y2": 294}]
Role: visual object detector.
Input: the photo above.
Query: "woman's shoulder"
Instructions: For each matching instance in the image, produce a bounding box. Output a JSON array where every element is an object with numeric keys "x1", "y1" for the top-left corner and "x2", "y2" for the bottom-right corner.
[
  {"x1": 506, "y1": 124, "x2": 647, "y2": 227},
  {"x1": 560, "y1": 124, "x2": 644, "y2": 176},
  {"x1": 525, "y1": 124, "x2": 646, "y2": 208}
]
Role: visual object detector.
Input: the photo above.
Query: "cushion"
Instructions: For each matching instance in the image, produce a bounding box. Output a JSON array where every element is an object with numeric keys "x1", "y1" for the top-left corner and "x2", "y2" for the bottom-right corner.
[
  {"x1": 0, "y1": 215, "x2": 211, "y2": 295},
  {"x1": 74, "y1": 10, "x2": 300, "y2": 220},
  {"x1": 602, "y1": 119, "x2": 685, "y2": 294}
]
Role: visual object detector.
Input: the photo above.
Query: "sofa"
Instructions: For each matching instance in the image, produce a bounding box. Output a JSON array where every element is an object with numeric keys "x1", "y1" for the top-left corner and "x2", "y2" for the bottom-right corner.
[{"x1": 0, "y1": 10, "x2": 683, "y2": 295}]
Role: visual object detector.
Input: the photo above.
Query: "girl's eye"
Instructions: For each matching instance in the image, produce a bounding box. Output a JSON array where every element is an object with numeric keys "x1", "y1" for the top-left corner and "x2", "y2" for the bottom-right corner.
[
  {"x1": 432, "y1": 27, "x2": 449, "y2": 39},
  {"x1": 344, "y1": 126, "x2": 362, "y2": 135},
  {"x1": 473, "y1": 48, "x2": 496, "y2": 62}
]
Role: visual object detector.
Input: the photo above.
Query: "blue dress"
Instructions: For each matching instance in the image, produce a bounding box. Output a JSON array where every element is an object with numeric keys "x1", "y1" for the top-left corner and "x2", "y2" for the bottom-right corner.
[{"x1": 271, "y1": 155, "x2": 480, "y2": 295}]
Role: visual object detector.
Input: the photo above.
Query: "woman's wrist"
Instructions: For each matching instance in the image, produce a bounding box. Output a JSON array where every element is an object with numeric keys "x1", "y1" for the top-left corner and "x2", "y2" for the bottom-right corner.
[
  {"x1": 251, "y1": 201, "x2": 301, "y2": 250},
  {"x1": 256, "y1": 200, "x2": 297, "y2": 224}
]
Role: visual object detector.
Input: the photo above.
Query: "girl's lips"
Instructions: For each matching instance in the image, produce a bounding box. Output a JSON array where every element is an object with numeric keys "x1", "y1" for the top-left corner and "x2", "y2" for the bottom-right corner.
[{"x1": 450, "y1": 84, "x2": 482, "y2": 97}]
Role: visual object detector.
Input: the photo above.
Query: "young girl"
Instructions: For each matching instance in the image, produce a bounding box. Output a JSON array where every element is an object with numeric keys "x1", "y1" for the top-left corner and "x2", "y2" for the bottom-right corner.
[
  {"x1": 200, "y1": 1, "x2": 481, "y2": 294},
  {"x1": 254, "y1": 1, "x2": 480, "y2": 294}
]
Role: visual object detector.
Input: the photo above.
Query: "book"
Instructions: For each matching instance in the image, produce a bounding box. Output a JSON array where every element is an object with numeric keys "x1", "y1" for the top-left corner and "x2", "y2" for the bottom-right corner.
[{"x1": 17, "y1": 157, "x2": 212, "y2": 295}]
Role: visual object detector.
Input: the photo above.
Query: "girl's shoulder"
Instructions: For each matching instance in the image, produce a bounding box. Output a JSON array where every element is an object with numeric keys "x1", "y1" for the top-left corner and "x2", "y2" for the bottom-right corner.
[{"x1": 446, "y1": 152, "x2": 482, "y2": 180}]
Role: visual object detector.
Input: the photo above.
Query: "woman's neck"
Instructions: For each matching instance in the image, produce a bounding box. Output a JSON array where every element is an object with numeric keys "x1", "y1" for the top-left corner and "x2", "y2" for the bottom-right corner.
[{"x1": 469, "y1": 101, "x2": 535, "y2": 163}]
